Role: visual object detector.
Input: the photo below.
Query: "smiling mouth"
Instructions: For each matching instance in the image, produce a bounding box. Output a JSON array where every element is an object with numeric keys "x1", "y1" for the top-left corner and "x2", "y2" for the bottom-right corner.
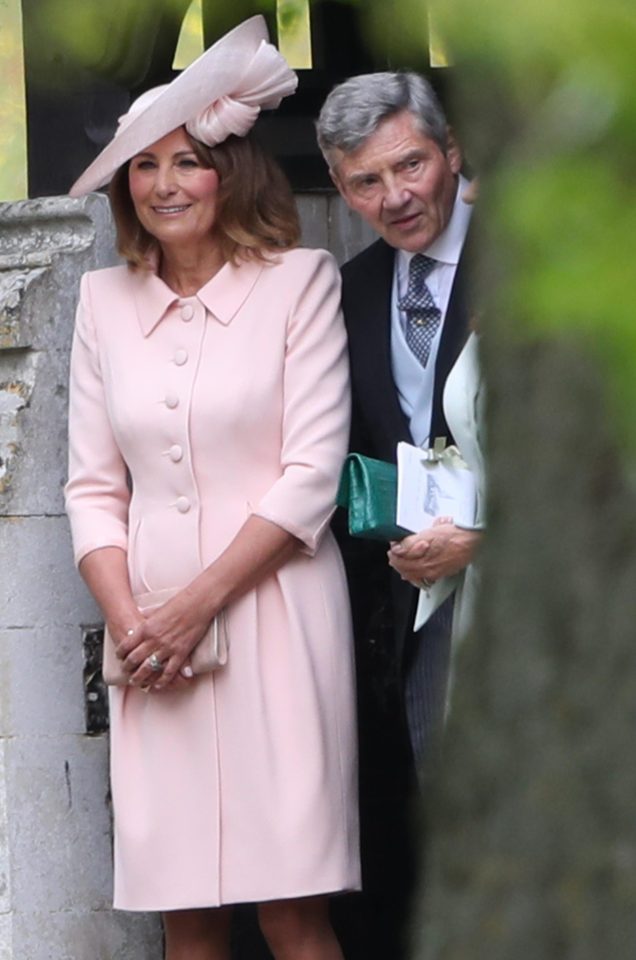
[{"x1": 152, "y1": 205, "x2": 191, "y2": 214}]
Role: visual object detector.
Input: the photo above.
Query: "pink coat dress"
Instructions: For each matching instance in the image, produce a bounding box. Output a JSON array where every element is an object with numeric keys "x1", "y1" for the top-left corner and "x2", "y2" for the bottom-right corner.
[{"x1": 65, "y1": 247, "x2": 360, "y2": 911}]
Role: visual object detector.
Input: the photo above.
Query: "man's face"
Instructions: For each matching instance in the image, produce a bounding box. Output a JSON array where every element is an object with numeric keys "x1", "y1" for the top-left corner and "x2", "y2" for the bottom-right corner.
[{"x1": 331, "y1": 110, "x2": 462, "y2": 253}]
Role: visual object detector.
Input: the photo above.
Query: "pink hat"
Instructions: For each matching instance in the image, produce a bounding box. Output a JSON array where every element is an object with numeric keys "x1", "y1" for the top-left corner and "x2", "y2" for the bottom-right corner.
[{"x1": 69, "y1": 15, "x2": 297, "y2": 197}]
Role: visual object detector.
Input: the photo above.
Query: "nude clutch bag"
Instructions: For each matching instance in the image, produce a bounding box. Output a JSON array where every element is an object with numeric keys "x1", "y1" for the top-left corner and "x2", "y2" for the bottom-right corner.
[{"x1": 102, "y1": 587, "x2": 228, "y2": 686}]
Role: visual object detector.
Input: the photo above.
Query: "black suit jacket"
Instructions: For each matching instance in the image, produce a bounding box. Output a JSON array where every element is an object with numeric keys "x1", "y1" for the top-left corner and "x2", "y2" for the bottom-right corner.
[{"x1": 339, "y1": 235, "x2": 473, "y2": 672}]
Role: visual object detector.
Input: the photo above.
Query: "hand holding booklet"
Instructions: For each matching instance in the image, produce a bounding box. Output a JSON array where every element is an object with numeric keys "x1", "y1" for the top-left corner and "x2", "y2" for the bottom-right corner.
[{"x1": 396, "y1": 440, "x2": 476, "y2": 534}]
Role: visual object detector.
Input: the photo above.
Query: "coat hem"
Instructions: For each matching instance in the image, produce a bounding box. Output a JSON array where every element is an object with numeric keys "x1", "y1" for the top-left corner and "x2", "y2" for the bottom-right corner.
[{"x1": 113, "y1": 879, "x2": 362, "y2": 913}]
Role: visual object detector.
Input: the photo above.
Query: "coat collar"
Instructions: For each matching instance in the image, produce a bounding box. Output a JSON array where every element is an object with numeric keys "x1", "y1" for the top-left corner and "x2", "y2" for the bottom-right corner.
[{"x1": 131, "y1": 257, "x2": 266, "y2": 337}]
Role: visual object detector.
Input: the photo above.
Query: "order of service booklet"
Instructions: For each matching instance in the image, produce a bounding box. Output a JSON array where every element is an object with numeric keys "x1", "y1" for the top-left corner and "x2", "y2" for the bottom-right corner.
[{"x1": 396, "y1": 440, "x2": 477, "y2": 534}]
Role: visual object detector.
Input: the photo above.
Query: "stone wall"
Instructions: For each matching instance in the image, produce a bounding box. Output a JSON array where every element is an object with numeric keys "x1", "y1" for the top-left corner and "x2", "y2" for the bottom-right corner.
[
  {"x1": 0, "y1": 194, "x2": 160, "y2": 959},
  {"x1": 0, "y1": 192, "x2": 373, "y2": 959}
]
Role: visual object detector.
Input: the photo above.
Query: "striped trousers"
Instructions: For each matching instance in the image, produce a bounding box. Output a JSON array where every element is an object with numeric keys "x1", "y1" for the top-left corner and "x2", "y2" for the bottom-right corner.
[{"x1": 404, "y1": 594, "x2": 455, "y2": 783}]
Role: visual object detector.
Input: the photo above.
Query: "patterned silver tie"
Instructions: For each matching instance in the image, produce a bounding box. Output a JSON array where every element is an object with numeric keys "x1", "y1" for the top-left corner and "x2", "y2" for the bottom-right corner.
[{"x1": 398, "y1": 254, "x2": 441, "y2": 367}]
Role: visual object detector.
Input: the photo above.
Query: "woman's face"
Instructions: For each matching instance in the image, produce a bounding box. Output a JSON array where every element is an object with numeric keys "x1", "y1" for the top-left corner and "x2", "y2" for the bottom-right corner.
[{"x1": 128, "y1": 127, "x2": 220, "y2": 252}]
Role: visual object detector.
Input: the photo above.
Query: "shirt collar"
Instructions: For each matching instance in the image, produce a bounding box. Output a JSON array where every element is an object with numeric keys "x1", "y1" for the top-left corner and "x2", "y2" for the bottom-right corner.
[
  {"x1": 398, "y1": 173, "x2": 473, "y2": 276},
  {"x1": 132, "y1": 257, "x2": 266, "y2": 337}
]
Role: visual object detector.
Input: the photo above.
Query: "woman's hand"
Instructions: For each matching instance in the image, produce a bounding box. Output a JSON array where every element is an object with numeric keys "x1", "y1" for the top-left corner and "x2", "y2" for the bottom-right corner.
[
  {"x1": 81, "y1": 519, "x2": 298, "y2": 693},
  {"x1": 115, "y1": 586, "x2": 214, "y2": 692},
  {"x1": 388, "y1": 522, "x2": 482, "y2": 587}
]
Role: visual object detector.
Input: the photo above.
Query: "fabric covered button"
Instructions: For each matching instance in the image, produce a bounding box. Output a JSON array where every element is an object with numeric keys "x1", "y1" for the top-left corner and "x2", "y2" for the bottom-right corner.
[
  {"x1": 165, "y1": 393, "x2": 179, "y2": 409},
  {"x1": 169, "y1": 444, "x2": 183, "y2": 463},
  {"x1": 180, "y1": 304, "x2": 194, "y2": 322},
  {"x1": 176, "y1": 496, "x2": 191, "y2": 513},
  {"x1": 174, "y1": 349, "x2": 188, "y2": 366}
]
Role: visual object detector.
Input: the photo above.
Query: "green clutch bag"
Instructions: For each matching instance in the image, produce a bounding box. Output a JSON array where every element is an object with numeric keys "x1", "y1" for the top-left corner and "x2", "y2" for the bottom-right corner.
[{"x1": 336, "y1": 453, "x2": 411, "y2": 541}]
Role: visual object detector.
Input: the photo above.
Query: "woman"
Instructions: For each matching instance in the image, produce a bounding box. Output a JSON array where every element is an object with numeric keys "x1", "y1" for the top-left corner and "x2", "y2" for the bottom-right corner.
[{"x1": 65, "y1": 17, "x2": 359, "y2": 960}]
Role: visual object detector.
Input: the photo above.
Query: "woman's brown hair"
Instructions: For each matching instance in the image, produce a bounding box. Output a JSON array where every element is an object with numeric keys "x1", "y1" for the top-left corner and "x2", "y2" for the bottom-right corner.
[{"x1": 109, "y1": 130, "x2": 300, "y2": 269}]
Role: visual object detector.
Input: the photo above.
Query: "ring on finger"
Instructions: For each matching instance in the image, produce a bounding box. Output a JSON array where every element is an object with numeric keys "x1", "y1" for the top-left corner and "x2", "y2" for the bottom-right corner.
[{"x1": 148, "y1": 652, "x2": 164, "y2": 673}]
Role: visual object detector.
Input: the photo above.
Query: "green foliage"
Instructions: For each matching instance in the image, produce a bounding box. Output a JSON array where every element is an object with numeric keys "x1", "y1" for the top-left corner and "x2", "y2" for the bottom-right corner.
[
  {"x1": 496, "y1": 162, "x2": 635, "y2": 340},
  {"x1": 28, "y1": 0, "x2": 188, "y2": 87},
  {"x1": 27, "y1": 0, "x2": 276, "y2": 87}
]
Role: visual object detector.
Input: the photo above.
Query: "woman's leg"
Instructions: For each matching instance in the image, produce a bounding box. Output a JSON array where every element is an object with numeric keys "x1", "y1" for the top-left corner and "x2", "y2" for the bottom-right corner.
[
  {"x1": 258, "y1": 895, "x2": 344, "y2": 960},
  {"x1": 163, "y1": 906, "x2": 232, "y2": 960}
]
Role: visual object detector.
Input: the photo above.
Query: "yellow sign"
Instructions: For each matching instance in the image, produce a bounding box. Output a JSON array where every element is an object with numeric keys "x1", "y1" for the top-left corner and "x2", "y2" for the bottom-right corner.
[
  {"x1": 0, "y1": 0, "x2": 28, "y2": 201},
  {"x1": 174, "y1": 1, "x2": 312, "y2": 72},
  {"x1": 277, "y1": 0, "x2": 312, "y2": 70},
  {"x1": 429, "y1": 8, "x2": 451, "y2": 68},
  {"x1": 173, "y1": 0, "x2": 204, "y2": 70}
]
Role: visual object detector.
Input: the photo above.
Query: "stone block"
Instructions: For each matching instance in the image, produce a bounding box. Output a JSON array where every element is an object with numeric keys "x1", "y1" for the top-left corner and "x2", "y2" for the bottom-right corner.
[
  {"x1": 0, "y1": 643, "x2": 9, "y2": 739},
  {"x1": 0, "y1": 254, "x2": 79, "y2": 356},
  {"x1": 0, "y1": 263, "x2": 50, "y2": 351},
  {"x1": 0, "y1": 345, "x2": 70, "y2": 515},
  {"x1": 0, "y1": 194, "x2": 158, "y2": 960},
  {"x1": 0, "y1": 348, "x2": 39, "y2": 509},
  {"x1": 0, "y1": 196, "x2": 116, "y2": 263},
  {"x1": 10, "y1": 908, "x2": 160, "y2": 960},
  {"x1": 6, "y1": 734, "x2": 112, "y2": 912},
  {"x1": 0, "y1": 741, "x2": 10, "y2": 914},
  {"x1": 0, "y1": 914, "x2": 12, "y2": 960},
  {"x1": 0, "y1": 193, "x2": 119, "y2": 520},
  {"x1": 0, "y1": 626, "x2": 86, "y2": 737},
  {"x1": 0, "y1": 195, "x2": 118, "y2": 354},
  {"x1": 1, "y1": 515, "x2": 100, "y2": 628}
]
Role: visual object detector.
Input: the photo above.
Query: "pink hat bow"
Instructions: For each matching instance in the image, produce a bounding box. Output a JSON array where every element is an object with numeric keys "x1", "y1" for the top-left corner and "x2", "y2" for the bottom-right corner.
[{"x1": 186, "y1": 39, "x2": 297, "y2": 146}]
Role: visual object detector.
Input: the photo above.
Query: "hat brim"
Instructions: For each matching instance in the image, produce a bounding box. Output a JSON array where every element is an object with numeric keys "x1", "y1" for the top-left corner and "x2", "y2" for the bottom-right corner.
[{"x1": 69, "y1": 15, "x2": 269, "y2": 197}]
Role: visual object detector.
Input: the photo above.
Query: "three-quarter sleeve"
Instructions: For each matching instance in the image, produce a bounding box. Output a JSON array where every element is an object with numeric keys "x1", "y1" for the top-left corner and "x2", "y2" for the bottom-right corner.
[
  {"x1": 64, "y1": 274, "x2": 130, "y2": 565},
  {"x1": 252, "y1": 250, "x2": 351, "y2": 555}
]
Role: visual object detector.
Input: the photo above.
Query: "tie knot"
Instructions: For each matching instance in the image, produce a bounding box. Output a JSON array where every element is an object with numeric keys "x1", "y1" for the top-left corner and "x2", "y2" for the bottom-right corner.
[
  {"x1": 408, "y1": 253, "x2": 436, "y2": 289},
  {"x1": 398, "y1": 253, "x2": 438, "y2": 314}
]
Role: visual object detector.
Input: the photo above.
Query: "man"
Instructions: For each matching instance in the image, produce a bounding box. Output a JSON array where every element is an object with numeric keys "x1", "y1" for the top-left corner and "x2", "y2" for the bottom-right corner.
[{"x1": 316, "y1": 72, "x2": 481, "y2": 958}]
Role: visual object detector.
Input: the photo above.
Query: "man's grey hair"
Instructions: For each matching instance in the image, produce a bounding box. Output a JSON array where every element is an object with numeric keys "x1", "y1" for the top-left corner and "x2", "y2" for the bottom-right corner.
[{"x1": 316, "y1": 71, "x2": 448, "y2": 170}]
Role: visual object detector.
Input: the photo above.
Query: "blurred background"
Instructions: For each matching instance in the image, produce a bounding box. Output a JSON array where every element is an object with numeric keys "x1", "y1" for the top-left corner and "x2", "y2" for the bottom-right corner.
[{"x1": 0, "y1": 0, "x2": 450, "y2": 200}]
